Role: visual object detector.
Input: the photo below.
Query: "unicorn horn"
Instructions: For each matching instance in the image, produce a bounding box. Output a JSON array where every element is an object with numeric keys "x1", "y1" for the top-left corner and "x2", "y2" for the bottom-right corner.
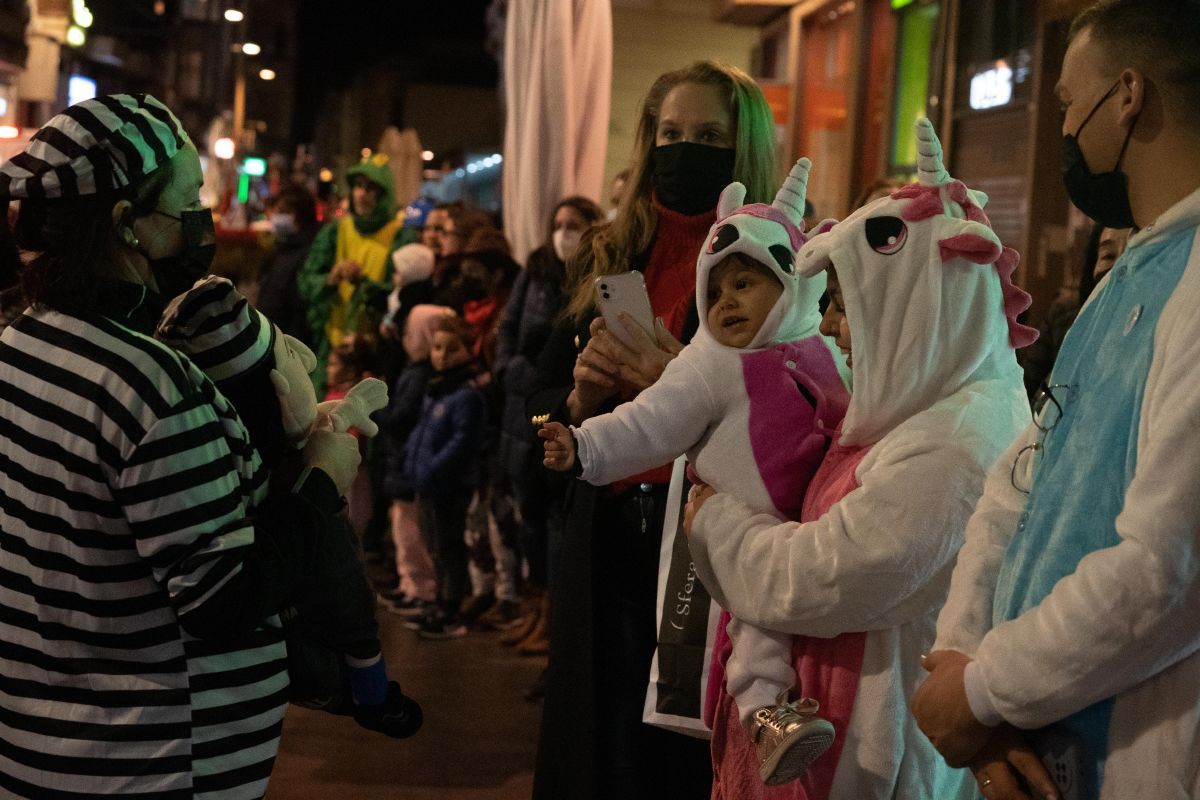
[
  {"x1": 773, "y1": 157, "x2": 811, "y2": 228},
  {"x1": 915, "y1": 118, "x2": 951, "y2": 186}
]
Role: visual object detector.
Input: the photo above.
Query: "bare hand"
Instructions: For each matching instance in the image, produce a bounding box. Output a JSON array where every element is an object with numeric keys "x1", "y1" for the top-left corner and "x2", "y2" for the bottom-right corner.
[
  {"x1": 683, "y1": 483, "x2": 717, "y2": 540},
  {"x1": 567, "y1": 320, "x2": 621, "y2": 422},
  {"x1": 607, "y1": 314, "x2": 684, "y2": 391},
  {"x1": 968, "y1": 726, "x2": 1060, "y2": 800},
  {"x1": 539, "y1": 421, "x2": 576, "y2": 471},
  {"x1": 911, "y1": 650, "x2": 993, "y2": 767},
  {"x1": 329, "y1": 259, "x2": 363, "y2": 285}
]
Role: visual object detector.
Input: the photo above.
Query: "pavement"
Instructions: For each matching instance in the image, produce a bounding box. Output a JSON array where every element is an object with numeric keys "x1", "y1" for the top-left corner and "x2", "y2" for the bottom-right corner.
[{"x1": 268, "y1": 603, "x2": 545, "y2": 799}]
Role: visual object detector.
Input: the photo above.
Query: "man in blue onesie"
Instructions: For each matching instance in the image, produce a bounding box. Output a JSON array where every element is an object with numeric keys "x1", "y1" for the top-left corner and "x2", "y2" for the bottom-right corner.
[{"x1": 913, "y1": 2, "x2": 1200, "y2": 798}]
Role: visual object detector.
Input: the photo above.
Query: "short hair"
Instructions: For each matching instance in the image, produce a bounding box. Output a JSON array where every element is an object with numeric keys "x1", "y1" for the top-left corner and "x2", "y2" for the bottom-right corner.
[
  {"x1": 432, "y1": 313, "x2": 476, "y2": 350},
  {"x1": 1070, "y1": 0, "x2": 1200, "y2": 131}
]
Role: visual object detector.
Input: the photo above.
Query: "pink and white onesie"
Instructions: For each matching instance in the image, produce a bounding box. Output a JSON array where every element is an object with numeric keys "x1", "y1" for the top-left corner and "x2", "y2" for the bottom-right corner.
[{"x1": 572, "y1": 158, "x2": 851, "y2": 722}]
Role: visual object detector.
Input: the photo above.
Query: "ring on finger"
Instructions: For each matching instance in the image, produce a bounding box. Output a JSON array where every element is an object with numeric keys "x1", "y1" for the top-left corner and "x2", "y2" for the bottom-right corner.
[{"x1": 979, "y1": 776, "x2": 992, "y2": 788}]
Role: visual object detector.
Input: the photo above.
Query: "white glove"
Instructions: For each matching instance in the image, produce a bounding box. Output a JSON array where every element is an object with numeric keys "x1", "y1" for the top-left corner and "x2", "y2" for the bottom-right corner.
[
  {"x1": 269, "y1": 332, "x2": 319, "y2": 444},
  {"x1": 302, "y1": 428, "x2": 361, "y2": 497},
  {"x1": 314, "y1": 377, "x2": 389, "y2": 438}
]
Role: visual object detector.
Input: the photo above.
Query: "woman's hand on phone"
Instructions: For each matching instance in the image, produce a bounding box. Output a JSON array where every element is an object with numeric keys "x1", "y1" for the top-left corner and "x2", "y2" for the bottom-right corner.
[
  {"x1": 607, "y1": 314, "x2": 683, "y2": 391},
  {"x1": 567, "y1": 319, "x2": 622, "y2": 423}
]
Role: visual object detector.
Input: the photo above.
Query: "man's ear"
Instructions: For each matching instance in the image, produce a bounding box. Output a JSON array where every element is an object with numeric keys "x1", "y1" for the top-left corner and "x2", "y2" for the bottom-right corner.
[
  {"x1": 1118, "y1": 67, "x2": 1145, "y2": 125},
  {"x1": 111, "y1": 199, "x2": 138, "y2": 247}
]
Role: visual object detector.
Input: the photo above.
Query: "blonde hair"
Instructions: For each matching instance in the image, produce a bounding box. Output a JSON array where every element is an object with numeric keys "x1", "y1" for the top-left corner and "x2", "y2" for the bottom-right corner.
[{"x1": 565, "y1": 61, "x2": 777, "y2": 321}]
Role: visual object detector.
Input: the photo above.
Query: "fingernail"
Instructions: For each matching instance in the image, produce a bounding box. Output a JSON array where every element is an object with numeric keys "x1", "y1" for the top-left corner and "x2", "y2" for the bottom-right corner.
[{"x1": 919, "y1": 653, "x2": 928, "y2": 662}]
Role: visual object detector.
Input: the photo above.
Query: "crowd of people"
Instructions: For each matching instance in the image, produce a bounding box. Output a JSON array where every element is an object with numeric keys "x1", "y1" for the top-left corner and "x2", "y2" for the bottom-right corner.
[{"x1": 0, "y1": 0, "x2": 1197, "y2": 799}]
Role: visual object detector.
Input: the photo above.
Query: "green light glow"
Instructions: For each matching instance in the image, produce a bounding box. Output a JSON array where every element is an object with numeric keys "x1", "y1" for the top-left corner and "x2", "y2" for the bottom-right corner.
[
  {"x1": 237, "y1": 174, "x2": 249, "y2": 205},
  {"x1": 242, "y1": 157, "x2": 266, "y2": 177}
]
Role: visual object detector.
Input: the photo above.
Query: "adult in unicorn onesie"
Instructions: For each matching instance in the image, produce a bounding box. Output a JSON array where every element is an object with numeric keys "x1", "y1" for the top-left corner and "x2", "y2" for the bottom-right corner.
[
  {"x1": 541, "y1": 156, "x2": 851, "y2": 786},
  {"x1": 915, "y1": 2, "x2": 1200, "y2": 798},
  {"x1": 684, "y1": 117, "x2": 1037, "y2": 799}
]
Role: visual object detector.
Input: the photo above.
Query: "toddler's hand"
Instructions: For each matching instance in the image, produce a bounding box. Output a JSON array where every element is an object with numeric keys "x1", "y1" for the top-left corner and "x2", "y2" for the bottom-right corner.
[{"x1": 539, "y1": 421, "x2": 576, "y2": 471}]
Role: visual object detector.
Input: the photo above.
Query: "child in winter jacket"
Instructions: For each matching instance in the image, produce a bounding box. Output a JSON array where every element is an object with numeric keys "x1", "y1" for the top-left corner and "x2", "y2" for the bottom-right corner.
[
  {"x1": 157, "y1": 276, "x2": 423, "y2": 739},
  {"x1": 376, "y1": 304, "x2": 456, "y2": 616},
  {"x1": 685, "y1": 119, "x2": 1035, "y2": 800},
  {"x1": 541, "y1": 158, "x2": 851, "y2": 786},
  {"x1": 405, "y1": 313, "x2": 486, "y2": 639}
]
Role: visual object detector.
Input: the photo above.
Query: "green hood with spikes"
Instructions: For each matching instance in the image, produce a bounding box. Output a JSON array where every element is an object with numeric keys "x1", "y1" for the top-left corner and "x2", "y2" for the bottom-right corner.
[{"x1": 346, "y1": 153, "x2": 397, "y2": 233}]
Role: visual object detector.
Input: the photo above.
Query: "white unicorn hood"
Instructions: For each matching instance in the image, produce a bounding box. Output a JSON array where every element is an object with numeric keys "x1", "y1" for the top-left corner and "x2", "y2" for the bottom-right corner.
[
  {"x1": 694, "y1": 157, "x2": 826, "y2": 350},
  {"x1": 797, "y1": 119, "x2": 1037, "y2": 446}
]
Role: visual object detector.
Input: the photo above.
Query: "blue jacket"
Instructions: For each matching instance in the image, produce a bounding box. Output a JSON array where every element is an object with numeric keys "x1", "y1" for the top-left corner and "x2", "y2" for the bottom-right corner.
[
  {"x1": 404, "y1": 365, "x2": 485, "y2": 496},
  {"x1": 376, "y1": 360, "x2": 434, "y2": 500}
]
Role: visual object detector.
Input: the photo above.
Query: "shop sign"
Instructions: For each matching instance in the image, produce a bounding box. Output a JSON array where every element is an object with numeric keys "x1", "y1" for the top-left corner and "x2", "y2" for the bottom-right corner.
[{"x1": 969, "y1": 61, "x2": 1014, "y2": 110}]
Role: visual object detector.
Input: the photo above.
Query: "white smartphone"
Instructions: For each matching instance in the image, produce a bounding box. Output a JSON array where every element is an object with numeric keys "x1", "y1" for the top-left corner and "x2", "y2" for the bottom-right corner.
[{"x1": 595, "y1": 272, "x2": 656, "y2": 350}]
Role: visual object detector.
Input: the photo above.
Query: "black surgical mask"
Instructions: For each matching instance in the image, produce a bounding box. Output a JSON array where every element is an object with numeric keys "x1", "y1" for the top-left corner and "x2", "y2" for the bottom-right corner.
[
  {"x1": 1061, "y1": 81, "x2": 1139, "y2": 229},
  {"x1": 651, "y1": 142, "x2": 736, "y2": 216},
  {"x1": 148, "y1": 208, "x2": 217, "y2": 303}
]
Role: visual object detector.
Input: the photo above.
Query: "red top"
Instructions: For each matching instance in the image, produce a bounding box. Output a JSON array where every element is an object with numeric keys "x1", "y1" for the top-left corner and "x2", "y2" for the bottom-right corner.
[{"x1": 613, "y1": 201, "x2": 715, "y2": 490}]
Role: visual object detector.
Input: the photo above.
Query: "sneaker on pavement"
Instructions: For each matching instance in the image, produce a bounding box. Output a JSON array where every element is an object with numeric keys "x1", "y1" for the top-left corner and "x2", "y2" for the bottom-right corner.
[
  {"x1": 458, "y1": 592, "x2": 496, "y2": 625},
  {"x1": 416, "y1": 613, "x2": 468, "y2": 640},
  {"x1": 752, "y1": 692, "x2": 835, "y2": 786},
  {"x1": 353, "y1": 682, "x2": 423, "y2": 739},
  {"x1": 375, "y1": 585, "x2": 406, "y2": 608},
  {"x1": 386, "y1": 595, "x2": 432, "y2": 617},
  {"x1": 401, "y1": 604, "x2": 439, "y2": 631}
]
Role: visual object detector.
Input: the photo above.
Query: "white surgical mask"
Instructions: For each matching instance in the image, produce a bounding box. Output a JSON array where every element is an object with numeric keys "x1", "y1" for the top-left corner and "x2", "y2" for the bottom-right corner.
[{"x1": 553, "y1": 228, "x2": 582, "y2": 263}]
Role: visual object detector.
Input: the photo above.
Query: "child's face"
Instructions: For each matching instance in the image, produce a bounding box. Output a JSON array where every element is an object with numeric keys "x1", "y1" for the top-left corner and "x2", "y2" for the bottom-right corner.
[
  {"x1": 326, "y1": 352, "x2": 353, "y2": 388},
  {"x1": 820, "y1": 266, "x2": 853, "y2": 368},
  {"x1": 430, "y1": 330, "x2": 470, "y2": 372},
  {"x1": 705, "y1": 254, "x2": 784, "y2": 349}
]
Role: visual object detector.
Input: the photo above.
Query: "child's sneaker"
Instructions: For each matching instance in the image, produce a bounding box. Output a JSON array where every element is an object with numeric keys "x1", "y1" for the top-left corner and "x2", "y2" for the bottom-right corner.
[
  {"x1": 751, "y1": 692, "x2": 835, "y2": 786},
  {"x1": 401, "y1": 603, "x2": 440, "y2": 630},
  {"x1": 477, "y1": 599, "x2": 523, "y2": 630},
  {"x1": 386, "y1": 595, "x2": 430, "y2": 618},
  {"x1": 416, "y1": 611, "x2": 468, "y2": 640},
  {"x1": 353, "y1": 681, "x2": 423, "y2": 739}
]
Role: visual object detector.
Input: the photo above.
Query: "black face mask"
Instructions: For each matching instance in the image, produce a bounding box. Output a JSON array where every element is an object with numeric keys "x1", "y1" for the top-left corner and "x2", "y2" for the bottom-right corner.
[
  {"x1": 651, "y1": 142, "x2": 736, "y2": 216},
  {"x1": 1061, "y1": 80, "x2": 1139, "y2": 229},
  {"x1": 147, "y1": 208, "x2": 217, "y2": 303}
]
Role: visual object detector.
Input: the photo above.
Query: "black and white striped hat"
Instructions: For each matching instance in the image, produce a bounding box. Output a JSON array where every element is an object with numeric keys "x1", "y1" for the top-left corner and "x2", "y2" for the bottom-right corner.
[
  {"x1": 156, "y1": 276, "x2": 276, "y2": 384},
  {"x1": 0, "y1": 93, "x2": 188, "y2": 200}
]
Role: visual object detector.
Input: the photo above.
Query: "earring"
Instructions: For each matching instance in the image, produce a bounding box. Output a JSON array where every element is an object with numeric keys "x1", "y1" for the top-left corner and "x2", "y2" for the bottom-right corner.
[{"x1": 122, "y1": 228, "x2": 140, "y2": 249}]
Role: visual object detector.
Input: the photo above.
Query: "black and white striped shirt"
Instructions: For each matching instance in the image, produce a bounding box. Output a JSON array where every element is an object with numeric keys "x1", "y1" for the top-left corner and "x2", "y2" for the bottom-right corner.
[{"x1": 0, "y1": 303, "x2": 296, "y2": 798}]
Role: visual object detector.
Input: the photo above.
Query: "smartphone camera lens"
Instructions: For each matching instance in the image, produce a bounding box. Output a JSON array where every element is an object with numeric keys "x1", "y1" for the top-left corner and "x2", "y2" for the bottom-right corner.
[
  {"x1": 600, "y1": 283, "x2": 607, "y2": 290},
  {"x1": 602, "y1": 292, "x2": 610, "y2": 299}
]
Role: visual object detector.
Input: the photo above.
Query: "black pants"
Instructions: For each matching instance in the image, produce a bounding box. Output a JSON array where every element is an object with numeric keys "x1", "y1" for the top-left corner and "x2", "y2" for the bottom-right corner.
[
  {"x1": 535, "y1": 481, "x2": 713, "y2": 800},
  {"x1": 417, "y1": 491, "x2": 471, "y2": 616}
]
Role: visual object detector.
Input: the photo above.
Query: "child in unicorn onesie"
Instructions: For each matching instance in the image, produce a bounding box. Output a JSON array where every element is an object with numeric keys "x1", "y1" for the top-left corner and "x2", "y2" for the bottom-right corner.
[
  {"x1": 541, "y1": 158, "x2": 851, "y2": 786},
  {"x1": 684, "y1": 119, "x2": 1036, "y2": 800}
]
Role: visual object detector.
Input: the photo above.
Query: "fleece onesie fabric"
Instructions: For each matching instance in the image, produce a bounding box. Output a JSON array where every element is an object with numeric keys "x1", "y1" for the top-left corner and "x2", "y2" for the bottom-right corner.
[
  {"x1": 689, "y1": 120, "x2": 1033, "y2": 799},
  {"x1": 572, "y1": 160, "x2": 850, "y2": 721},
  {"x1": 936, "y1": 187, "x2": 1200, "y2": 799}
]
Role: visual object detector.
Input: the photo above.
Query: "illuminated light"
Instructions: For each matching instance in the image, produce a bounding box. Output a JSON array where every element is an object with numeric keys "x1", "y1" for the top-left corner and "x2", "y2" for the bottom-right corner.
[
  {"x1": 66, "y1": 25, "x2": 86, "y2": 47},
  {"x1": 224, "y1": 8, "x2": 244, "y2": 21},
  {"x1": 72, "y1": 0, "x2": 93, "y2": 28},
  {"x1": 0, "y1": 125, "x2": 20, "y2": 139},
  {"x1": 455, "y1": 168, "x2": 465, "y2": 177},
  {"x1": 318, "y1": 167, "x2": 334, "y2": 182},
  {"x1": 969, "y1": 61, "x2": 1014, "y2": 110},
  {"x1": 213, "y1": 137, "x2": 236, "y2": 160},
  {"x1": 240, "y1": 41, "x2": 261, "y2": 55},
  {"x1": 258, "y1": 68, "x2": 276, "y2": 80},
  {"x1": 0, "y1": 98, "x2": 8, "y2": 117},
  {"x1": 466, "y1": 164, "x2": 478, "y2": 174},
  {"x1": 237, "y1": 173, "x2": 249, "y2": 205},
  {"x1": 421, "y1": 150, "x2": 434, "y2": 161},
  {"x1": 154, "y1": 0, "x2": 165, "y2": 14},
  {"x1": 891, "y1": 0, "x2": 916, "y2": 7},
  {"x1": 242, "y1": 156, "x2": 266, "y2": 176},
  {"x1": 68, "y1": 75, "x2": 97, "y2": 106}
]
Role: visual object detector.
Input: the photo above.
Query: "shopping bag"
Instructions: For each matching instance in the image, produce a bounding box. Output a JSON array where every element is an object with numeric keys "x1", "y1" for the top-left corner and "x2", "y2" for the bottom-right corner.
[{"x1": 642, "y1": 456, "x2": 722, "y2": 739}]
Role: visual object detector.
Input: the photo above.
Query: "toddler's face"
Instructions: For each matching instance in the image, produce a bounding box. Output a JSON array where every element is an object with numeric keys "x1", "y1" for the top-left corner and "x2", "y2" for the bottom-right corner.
[
  {"x1": 430, "y1": 330, "x2": 470, "y2": 372},
  {"x1": 705, "y1": 254, "x2": 784, "y2": 349},
  {"x1": 819, "y1": 266, "x2": 853, "y2": 368},
  {"x1": 326, "y1": 352, "x2": 354, "y2": 388}
]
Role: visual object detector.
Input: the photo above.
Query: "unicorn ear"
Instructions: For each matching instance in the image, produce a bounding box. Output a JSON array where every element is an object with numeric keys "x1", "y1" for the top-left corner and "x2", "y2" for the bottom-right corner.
[
  {"x1": 915, "y1": 118, "x2": 951, "y2": 186},
  {"x1": 773, "y1": 157, "x2": 812, "y2": 227},
  {"x1": 938, "y1": 221, "x2": 1002, "y2": 265},
  {"x1": 967, "y1": 188, "x2": 989, "y2": 208},
  {"x1": 717, "y1": 182, "x2": 746, "y2": 218}
]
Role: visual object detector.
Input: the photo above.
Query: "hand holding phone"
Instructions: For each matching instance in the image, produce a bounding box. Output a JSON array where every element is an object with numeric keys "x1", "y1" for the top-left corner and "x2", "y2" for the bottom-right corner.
[{"x1": 595, "y1": 272, "x2": 655, "y2": 350}]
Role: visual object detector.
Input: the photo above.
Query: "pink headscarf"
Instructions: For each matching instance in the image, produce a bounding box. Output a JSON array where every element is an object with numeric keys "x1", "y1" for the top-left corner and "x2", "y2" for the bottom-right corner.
[{"x1": 402, "y1": 304, "x2": 455, "y2": 362}]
